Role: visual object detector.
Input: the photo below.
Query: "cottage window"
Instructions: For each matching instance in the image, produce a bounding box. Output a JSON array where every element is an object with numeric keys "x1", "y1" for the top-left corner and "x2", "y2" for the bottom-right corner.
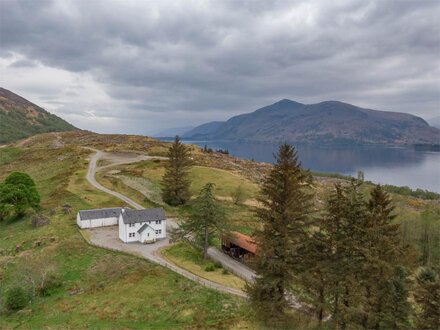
[
  {"x1": 156, "y1": 220, "x2": 161, "y2": 224},
  {"x1": 156, "y1": 229, "x2": 162, "y2": 234},
  {"x1": 129, "y1": 233, "x2": 135, "y2": 237},
  {"x1": 129, "y1": 223, "x2": 135, "y2": 227}
]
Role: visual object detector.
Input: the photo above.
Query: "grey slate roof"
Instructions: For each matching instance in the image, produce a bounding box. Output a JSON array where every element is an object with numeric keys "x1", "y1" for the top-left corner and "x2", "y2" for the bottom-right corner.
[
  {"x1": 138, "y1": 223, "x2": 154, "y2": 234},
  {"x1": 121, "y1": 208, "x2": 166, "y2": 224},
  {"x1": 78, "y1": 207, "x2": 123, "y2": 221}
]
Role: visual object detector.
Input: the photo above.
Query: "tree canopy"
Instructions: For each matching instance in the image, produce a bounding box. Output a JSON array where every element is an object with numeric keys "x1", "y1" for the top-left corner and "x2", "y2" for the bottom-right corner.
[
  {"x1": 0, "y1": 171, "x2": 40, "y2": 221},
  {"x1": 173, "y1": 183, "x2": 229, "y2": 258}
]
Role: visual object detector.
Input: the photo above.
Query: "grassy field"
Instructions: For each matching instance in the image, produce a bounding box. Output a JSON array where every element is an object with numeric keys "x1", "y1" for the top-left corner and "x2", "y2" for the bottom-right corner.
[
  {"x1": 99, "y1": 159, "x2": 261, "y2": 231},
  {"x1": 1, "y1": 131, "x2": 438, "y2": 329},
  {"x1": 123, "y1": 160, "x2": 259, "y2": 198},
  {"x1": 0, "y1": 141, "x2": 259, "y2": 329},
  {"x1": 161, "y1": 242, "x2": 247, "y2": 290}
]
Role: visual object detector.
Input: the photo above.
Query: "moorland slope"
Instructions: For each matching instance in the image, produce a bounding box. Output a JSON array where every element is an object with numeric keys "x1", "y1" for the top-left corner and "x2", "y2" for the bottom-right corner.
[{"x1": 0, "y1": 87, "x2": 76, "y2": 144}]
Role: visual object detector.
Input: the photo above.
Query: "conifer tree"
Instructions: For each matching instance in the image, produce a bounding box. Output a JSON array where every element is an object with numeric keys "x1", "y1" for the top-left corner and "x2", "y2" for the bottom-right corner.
[
  {"x1": 161, "y1": 136, "x2": 192, "y2": 206},
  {"x1": 414, "y1": 267, "x2": 440, "y2": 329},
  {"x1": 296, "y1": 229, "x2": 330, "y2": 325},
  {"x1": 301, "y1": 183, "x2": 416, "y2": 328},
  {"x1": 173, "y1": 183, "x2": 229, "y2": 258},
  {"x1": 362, "y1": 185, "x2": 413, "y2": 329},
  {"x1": 246, "y1": 143, "x2": 313, "y2": 319},
  {"x1": 323, "y1": 182, "x2": 367, "y2": 329}
]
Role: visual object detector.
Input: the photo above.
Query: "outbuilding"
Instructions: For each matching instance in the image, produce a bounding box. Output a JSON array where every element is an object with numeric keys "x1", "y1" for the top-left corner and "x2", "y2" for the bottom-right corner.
[
  {"x1": 76, "y1": 207, "x2": 122, "y2": 228},
  {"x1": 221, "y1": 231, "x2": 257, "y2": 260}
]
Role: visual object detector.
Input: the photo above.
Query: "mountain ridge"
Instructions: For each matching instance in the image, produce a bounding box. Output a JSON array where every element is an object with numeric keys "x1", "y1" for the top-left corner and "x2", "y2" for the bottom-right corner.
[
  {"x1": 182, "y1": 121, "x2": 225, "y2": 139},
  {"x1": 185, "y1": 99, "x2": 440, "y2": 146},
  {"x1": 0, "y1": 87, "x2": 77, "y2": 144}
]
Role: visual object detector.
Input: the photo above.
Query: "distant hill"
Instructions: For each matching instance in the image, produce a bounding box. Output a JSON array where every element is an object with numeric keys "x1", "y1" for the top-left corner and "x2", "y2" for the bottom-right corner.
[
  {"x1": 186, "y1": 99, "x2": 440, "y2": 146},
  {"x1": 0, "y1": 87, "x2": 77, "y2": 144},
  {"x1": 182, "y1": 121, "x2": 225, "y2": 139},
  {"x1": 152, "y1": 126, "x2": 194, "y2": 137},
  {"x1": 428, "y1": 116, "x2": 440, "y2": 129}
]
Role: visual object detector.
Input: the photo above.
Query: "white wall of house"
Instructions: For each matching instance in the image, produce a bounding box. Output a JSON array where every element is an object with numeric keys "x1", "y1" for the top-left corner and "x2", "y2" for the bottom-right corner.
[
  {"x1": 119, "y1": 217, "x2": 166, "y2": 243},
  {"x1": 76, "y1": 214, "x2": 118, "y2": 229},
  {"x1": 118, "y1": 215, "x2": 127, "y2": 242},
  {"x1": 139, "y1": 226, "x2": 156, "y2": 243},
  {"x1": 76, "y1": 213, "x2": 83, "y2": 228}
]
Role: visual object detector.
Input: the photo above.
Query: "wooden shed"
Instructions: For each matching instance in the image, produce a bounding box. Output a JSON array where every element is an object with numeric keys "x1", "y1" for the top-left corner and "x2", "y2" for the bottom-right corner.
[{"x1": 221, "y1": 231, "x2": 257, "y2": 260}]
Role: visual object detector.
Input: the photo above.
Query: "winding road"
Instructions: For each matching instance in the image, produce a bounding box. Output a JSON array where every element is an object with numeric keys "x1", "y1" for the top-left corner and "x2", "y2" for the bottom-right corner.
[{"x1": 83, "y1": 148, "x2": 251, "y2": 298}]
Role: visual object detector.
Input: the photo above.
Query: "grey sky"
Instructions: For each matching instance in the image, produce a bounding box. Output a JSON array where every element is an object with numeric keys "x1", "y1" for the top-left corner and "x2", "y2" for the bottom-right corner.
[{"x1": 1, "y1": 0, "x2": 439, "y2": 134}]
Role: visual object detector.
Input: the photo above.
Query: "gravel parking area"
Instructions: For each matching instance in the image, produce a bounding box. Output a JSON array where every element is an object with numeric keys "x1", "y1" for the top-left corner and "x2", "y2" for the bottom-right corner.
[{"x1": 87, "y1": 226, "x2": 169, "y2": 263}]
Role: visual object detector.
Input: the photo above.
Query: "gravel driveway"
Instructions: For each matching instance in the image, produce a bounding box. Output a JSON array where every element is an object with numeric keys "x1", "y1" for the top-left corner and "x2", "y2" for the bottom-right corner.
[{"x1": 86, "y1": 226, "x2": 246, "y2": 298}]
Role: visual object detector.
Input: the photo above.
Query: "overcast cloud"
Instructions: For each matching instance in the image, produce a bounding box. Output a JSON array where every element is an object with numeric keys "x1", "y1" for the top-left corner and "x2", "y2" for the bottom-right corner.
[{"x1": 0, "y1": 0, "x2": 439, "y2": 134}]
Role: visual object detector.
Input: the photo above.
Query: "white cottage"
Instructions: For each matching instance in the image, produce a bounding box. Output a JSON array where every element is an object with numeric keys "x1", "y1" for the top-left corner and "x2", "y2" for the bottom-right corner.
[
  {"x1": 76, "y1": 207, "x2": 166, "y2": 244},
  {"x1": 118, "y1": 208, "x2": 166, "y2": 243}
]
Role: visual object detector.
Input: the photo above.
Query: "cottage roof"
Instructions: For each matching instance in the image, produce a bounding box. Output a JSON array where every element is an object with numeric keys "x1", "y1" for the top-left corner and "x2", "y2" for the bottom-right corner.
[
  {"x1": 78, "y1": 207, "x2": 123, "y2": 221},
  {"x1": 121, "y1": 208, "x2": 166, "y2": 224},
  {"x1": 137, "y1": 223, "x2": 155, "y2": 234},
  {"x1": 227, "y1": 231, "x2": 258, "y2": 254}
]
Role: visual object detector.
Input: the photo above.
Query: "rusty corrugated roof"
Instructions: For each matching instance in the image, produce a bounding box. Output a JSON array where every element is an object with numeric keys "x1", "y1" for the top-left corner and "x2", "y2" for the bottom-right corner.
[{"x1": 227, "y1": 231, "x2": 257, "y2": 254}]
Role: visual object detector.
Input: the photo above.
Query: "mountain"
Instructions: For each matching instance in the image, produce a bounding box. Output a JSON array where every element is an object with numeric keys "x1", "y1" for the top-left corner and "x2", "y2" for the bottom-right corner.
[
  {"x1": 186, "y1": 99, "x2": 440, "y2": 146},
  {"x1": 0, "y1": 87, "x2": 77, "y2": 144},
  {"x1": 152, "y1": 126, "x2": 194, "y2": 137},
  {"x1": 427, "y1": 116, "x2": 440, "y2": 129},
  {"x1": 182, "y1": 121, "x2": 225, "y2": 139}
]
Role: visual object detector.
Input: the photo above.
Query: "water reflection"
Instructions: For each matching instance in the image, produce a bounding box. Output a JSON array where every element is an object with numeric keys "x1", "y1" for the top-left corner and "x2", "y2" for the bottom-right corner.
[{"x1": 181, "y1": 140, "x2": 440, "y2": 192}]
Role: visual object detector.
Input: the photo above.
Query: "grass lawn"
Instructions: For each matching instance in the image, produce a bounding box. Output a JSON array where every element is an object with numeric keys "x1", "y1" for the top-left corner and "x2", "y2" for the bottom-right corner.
[
  {"x1": 112, "y1": 160, "x2": 260, "y2": 231},
  {"x1": 126, "y1": 160, "x2": 259, "y2": 199},
  {"x1": 0, "y1": 146, "x2": 23, "y2": 165},
  {"x1": 161, "y1": 242, "x2": 247, "y2": 290}
]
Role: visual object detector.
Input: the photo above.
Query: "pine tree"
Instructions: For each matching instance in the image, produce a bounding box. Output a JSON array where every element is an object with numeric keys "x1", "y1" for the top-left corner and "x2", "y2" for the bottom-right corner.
[
  {"x1": 414, "y1": 267, "x2": 440, "y2": 329},
  {"x1": 379, "y1": 267, "x2": 412, "y2": 329},
  {"x1": 323, "y1": 182, "x2": 367, "y2": 329},
  {"x1": 246, "y1": 143, "x2": 313, "y2": 319},
  {"x1": 301, "y1": 183, "x2": 415, "y2": 328},
  {"x1": 363, "y1": 185, "x2": 413, "y2": 329},
  {"x1": 161, "y1": 136, "x2": 192, "y2": 206},
  {"x1": 173, "y1": 183, "x2": 229, "y2": 258},
  {"x1": 296, "y1": 229, "x2": 331, "y2": 325}
]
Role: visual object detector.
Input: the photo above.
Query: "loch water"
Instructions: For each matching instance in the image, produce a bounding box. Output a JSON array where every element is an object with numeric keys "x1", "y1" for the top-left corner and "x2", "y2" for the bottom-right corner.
[{"x1": 180, "y1": 140, "x2": 440, "y2": 192}]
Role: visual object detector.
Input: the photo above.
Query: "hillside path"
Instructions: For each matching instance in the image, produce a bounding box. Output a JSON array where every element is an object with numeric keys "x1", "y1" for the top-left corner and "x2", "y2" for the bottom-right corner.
[{"x1": 83, "y1": 148, "x2": 248, "y2": 298}]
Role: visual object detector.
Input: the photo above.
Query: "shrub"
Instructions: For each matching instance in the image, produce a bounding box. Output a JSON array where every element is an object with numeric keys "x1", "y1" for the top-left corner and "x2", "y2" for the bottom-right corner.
[
  {"x1": 4, "y1": 286, "x2": 30, "y2": 311},
  {"x1": 222, "y1": 269, "x2": 230, "y2": 275},
  {"x1": 214, "y1": 262, "x2": 222, "y2": 269},
  {"x1": 39, "y1": 273, "x2": 62, "y2": 296},
  {"x1": 232, "y1": 185, "x2": 246, "y2": 205},
  {"x1": 30, "y1": 213, "x2": 50, "y2": 228},
  {"x1": 204, "y1": 264, "x2": 215, "y2": 272}
]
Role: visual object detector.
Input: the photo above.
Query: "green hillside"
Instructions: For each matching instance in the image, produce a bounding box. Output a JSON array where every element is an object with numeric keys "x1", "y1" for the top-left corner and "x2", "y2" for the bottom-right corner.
[{"x1": 0, "y1": 87, "x2": 76, "y2": 144}]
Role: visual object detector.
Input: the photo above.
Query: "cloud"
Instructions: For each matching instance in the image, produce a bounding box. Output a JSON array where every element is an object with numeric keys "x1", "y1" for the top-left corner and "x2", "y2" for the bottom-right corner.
[{"x1": 0, "y1": 0, "x2": 439, "y2": 134}]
